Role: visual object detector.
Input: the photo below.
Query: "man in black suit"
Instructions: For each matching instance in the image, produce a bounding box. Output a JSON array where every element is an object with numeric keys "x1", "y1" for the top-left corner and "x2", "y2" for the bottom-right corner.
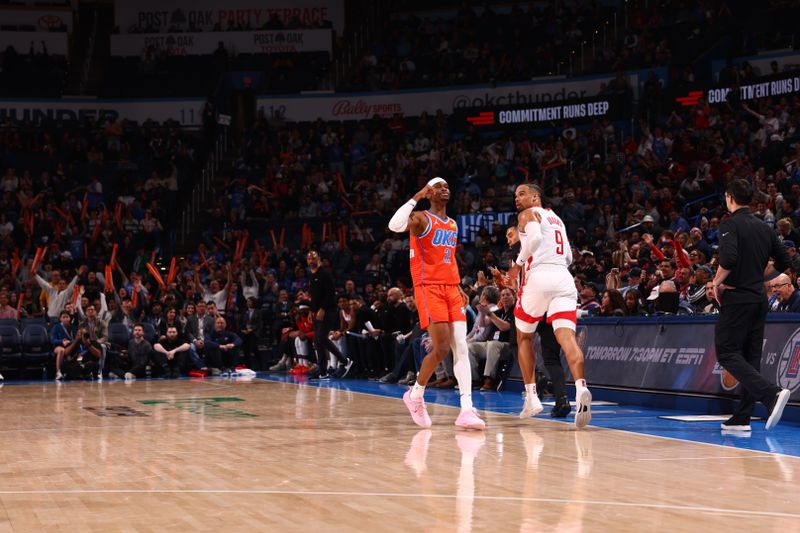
[
  {"x1": 713, "y1": 179, "x2": 799, "y2": 432},
  {"x1": 239, "y1": 296, "x2": 263, "y2": 369},
  {"x1": 185, "y1": 300, "x2": 216, "y2": 369}
]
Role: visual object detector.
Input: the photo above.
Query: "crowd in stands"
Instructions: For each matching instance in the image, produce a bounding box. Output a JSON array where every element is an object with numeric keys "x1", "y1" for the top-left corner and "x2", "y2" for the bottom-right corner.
[
  {"x1": 117, "y1": 13, "x2": 332, "y2": 34},
  {"x1": 0, "y1": 112, "x2": 207, "y2": 379},
  {"x1": 2, "y1": 32, "x2": 799, "y2": 428},
  {"x1": 2, "y1": 50, "x2": 800, "y2": 387},
  {"x1": 0, "y1": 42, "x2": 66, "y2": 97},
  {"x1": 345, "y1": 1, "x2": 742, "y2": 91}
]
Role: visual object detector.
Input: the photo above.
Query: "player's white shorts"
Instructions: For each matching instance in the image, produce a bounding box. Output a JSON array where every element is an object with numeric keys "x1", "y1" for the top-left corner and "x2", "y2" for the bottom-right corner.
[{"x1": 516, "y1": 264, "x2": 578, "y2": 333}]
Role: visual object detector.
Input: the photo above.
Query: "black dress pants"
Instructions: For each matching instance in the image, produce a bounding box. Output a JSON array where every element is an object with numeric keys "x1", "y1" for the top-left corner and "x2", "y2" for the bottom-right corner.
[
  {"x1": 715, "y1": 300, "x2": 779, "y2": 420},
  {"x1": 313, "y1": 313, "x2": 347, "y2": 372},
  {"x1": 539, "y1": 319, "x2": 566, "y2": 401}
]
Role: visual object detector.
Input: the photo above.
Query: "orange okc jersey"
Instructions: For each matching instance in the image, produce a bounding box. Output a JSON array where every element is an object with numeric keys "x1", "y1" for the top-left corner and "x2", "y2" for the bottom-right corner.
[{"x1": 410, "y1": 211, "x2": 460, "y2": 286}]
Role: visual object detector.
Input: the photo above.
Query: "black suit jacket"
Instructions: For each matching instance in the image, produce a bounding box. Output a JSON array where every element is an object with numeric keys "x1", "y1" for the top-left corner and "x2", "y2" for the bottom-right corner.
[{"x1": 239, "y1": 308, "x2": 263, "y2": 335}]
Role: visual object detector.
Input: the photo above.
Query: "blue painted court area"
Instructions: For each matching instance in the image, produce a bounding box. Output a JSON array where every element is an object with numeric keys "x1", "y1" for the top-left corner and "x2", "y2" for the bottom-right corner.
[{"x1": 258, "y1": 373, "x2": 800, "y2": 458}]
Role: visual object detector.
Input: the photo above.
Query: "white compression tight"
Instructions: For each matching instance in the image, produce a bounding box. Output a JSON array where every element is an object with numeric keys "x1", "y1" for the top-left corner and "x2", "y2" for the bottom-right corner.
[{"x1": 450, "y1": 321, "x2": 473, "y2": 411}]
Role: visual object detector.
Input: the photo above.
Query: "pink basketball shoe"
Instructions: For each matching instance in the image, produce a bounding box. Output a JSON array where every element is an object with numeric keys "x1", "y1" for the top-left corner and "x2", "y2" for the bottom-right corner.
[
  {"x1": 403, "y1": 389, "x2": 432, "y2": 428},
  {"x1": 455, "y1": 408, "x2": 486, "y2": 430}
]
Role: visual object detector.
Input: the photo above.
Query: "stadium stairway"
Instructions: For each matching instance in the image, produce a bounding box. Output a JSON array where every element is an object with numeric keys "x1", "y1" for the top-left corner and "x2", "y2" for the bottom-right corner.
[
  {"x1": 65, "y1": 3, "x2": 113, "y2": 96},
  {"x1": 174, "y1": 145, "x2": 237, "y2": 256}
]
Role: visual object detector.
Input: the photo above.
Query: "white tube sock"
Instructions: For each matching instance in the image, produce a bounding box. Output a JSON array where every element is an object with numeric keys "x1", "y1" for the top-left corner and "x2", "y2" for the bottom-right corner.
[{"x1": 451, "y1": 321, "x2": 473, "y2": 411}]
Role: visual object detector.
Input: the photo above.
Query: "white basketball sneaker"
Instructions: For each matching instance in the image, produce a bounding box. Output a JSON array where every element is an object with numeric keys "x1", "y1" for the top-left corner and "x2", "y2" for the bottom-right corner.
[
  {"x1": 519, "y1": 392, "x2": 544, "y2": 419},
  {"x1": 574, "y1": 385, "x2": 592, "y2": 429}
]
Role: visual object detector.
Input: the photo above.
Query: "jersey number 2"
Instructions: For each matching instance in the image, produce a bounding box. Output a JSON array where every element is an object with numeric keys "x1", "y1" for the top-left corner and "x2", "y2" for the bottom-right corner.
[
  {"x1": 443, "y1": 248, "x2": 452, "y2": 264},
  {"x1": 555, "y1": 230, "x2": 564, "y2": 255}
]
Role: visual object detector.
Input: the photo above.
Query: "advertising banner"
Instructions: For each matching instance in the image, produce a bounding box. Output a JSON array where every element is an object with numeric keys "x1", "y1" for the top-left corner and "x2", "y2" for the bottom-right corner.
[
  {"x1": 674, "y1": 70, "x2": 800, "y2": 108},
  {"x1": 0, "y1": 98, "x2": 207, "y2": 127},
  {"x1": 453, "y1": 96, "x2": 619, "y2": 132},
  {"x1": 457, "y1": 212, "x2": 515, "y2": 243},
  {"x1": 0, "y1": 7, "x2": 73, "y2": 31},
  {"x1": 256, "y1": 70, "x2": 661, "y2": 122},
  {"x1": 114, "y1": 0, "x2": 344, "y2": 34},
  {"x1": 111, "y1": 29, "x2": 331, "y2": 56},
  {"x1": 0, "y1": 31, "x2": 68, "y2": 56},
  {"x1": 514, "y1": 316, "x2": 800, "y2": 403}
]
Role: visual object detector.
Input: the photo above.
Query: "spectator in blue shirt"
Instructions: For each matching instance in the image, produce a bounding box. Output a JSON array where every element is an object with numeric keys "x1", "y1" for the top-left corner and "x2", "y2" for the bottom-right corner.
[
  {"x1": 205, "y1": 316, "x2": 243, "y2": 373},
  {"x1": 51, "y1": 310, "x2": 75, "y2": 380},
  {"x1": 668, "y1": 210, "x2": 691, "y2": 234},
  {"x1": 772, "y1": 274, "x2": 800, "y2": 313}
]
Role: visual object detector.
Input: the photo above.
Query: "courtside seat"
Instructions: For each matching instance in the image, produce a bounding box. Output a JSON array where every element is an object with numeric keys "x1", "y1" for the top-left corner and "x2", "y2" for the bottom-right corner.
[{"x1": 22, "y1": 324, "x2": 53, "y2": 367}]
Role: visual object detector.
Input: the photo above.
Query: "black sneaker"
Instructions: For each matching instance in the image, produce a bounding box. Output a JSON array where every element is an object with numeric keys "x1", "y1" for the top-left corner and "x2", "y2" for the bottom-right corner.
[
  {"x1": 550, "y1": 396, "x2": 571, "y2": 419},
  {"x1": 379, "y1": 373, "x2": 397, "y2": 383},
  {"x1": 536, "y1": 376, "x2": 551, "y2": 401},
  {"x1": 720, "y1": 415, "x2": 751, "y2": 432}
]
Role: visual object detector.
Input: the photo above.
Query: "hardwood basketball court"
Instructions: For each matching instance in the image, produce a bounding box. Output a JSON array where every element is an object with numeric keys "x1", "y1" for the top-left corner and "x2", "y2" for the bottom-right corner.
[{"x1": 0, "y1": 377, "x2": 798, "y2": 531}]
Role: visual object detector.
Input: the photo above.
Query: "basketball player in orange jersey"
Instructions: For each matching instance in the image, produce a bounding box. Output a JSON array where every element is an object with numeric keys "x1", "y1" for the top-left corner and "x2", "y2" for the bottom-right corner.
[
  {"x1": 388, "y1": 177, "x2": 485, "y2": 430},
  {"x1": 509, "y1": 183, "x2": 592, "y2": 428}
]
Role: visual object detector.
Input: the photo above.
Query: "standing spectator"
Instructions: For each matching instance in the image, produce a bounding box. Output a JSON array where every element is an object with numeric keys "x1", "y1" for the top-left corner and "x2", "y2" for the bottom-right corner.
[
  {"x1": 307, "y1": 250, "x2": 352, "y2": 378},
  {"x1": 35, "y1": 266, "x2": 83, "y2": 323},
  {"x1": 239, "y1": 297, "x2": 263, "y2": 369},
  {"x1": 110, "y1": 295, "x2": 138, "y2": 329},
  {"x1": 196, "y1": 266, "x2": 232, "y2": 315},
  {"x1": 619, "y1": 267, "x2": 643, "y2": 297}
]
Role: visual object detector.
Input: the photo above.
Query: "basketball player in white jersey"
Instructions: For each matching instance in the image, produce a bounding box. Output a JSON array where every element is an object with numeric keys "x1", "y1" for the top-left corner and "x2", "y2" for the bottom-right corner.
[
  {"x1": 497, "y1": 225, "x2": 570, "y2": 420},
  {"x1": 509, "y1": 183, "x2": 592, "y2": 428}
]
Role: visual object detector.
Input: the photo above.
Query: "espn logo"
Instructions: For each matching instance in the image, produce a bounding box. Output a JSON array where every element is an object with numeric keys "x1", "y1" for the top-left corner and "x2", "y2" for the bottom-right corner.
[
  {"x1": 466, "y1": 111, "x2": 495, "y2": 126},
  {"x1": 676, "y1": 90, "x2": 704, "y2": 107}
]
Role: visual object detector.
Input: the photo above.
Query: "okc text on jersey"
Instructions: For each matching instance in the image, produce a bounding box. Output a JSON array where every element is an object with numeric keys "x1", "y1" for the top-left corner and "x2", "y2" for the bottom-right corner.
[{"x1": 431, "y1": 228, "x2": 457, "y2": 247}]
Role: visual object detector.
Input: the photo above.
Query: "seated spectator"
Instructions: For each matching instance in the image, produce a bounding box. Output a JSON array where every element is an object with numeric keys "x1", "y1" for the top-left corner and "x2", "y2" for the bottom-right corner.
[
  {"x1": 62, "y1": 326, "x2": 101, "y2": 380},
  {"x1": 701, "y1": 282, "x2": 720, "y2": 315},
  {"x1": 51, "y1": 311, "x2": 75, "y2": 380},
  {"x1": 649, "y1": 280, "x2": 684, "y2": 315},
  {"x1": 467, "y1": 286, "x2": 514, "y2": 391},
  {"x1": 110, "y1": 323, "x2": 153, "y2": 380},
  {"x1": 771, "y1": 274, "x2": 800, "y2": 312},
  {"x1": 78, "y1": 303, "x2": 109, "y2": 376},
  {"x1": 625, "y1": 289, "x2": 646, "y2": 316},
  {"x1": 578, "y1": 282, "x2": 600, "y2": 316},
  {"x1": 598, "y1": 289, "x2": 627, "y2": 317},
  {"x1": 159, "y1": 307, "x2": 184, "y2": 341},
  {"x1": 0, "y1": 292, "x2": 18, "y2": 319},
  {"x1": 153, "y1": 326, "x2": 192, "y2": 377},
  {"x1": 205, "y1": 316, "x2": 242, "y2": 374}
]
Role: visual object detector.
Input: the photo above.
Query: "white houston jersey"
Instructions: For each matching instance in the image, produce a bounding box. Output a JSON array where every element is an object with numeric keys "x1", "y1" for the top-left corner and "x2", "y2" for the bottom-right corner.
[{"x1": 520, "y1": 207, "x2": 573, "y2": 268}]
